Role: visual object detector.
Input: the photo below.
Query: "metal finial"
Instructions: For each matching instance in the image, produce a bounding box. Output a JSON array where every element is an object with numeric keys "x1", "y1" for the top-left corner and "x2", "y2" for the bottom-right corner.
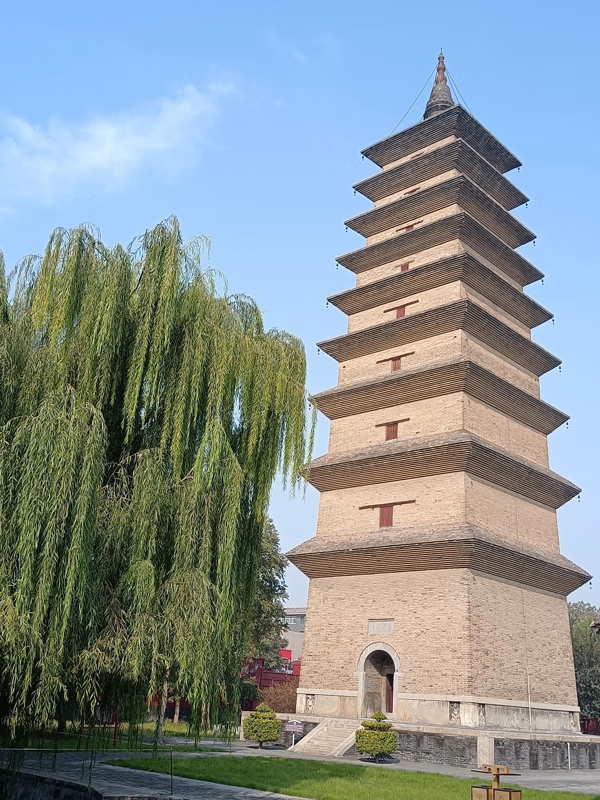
[
  {"x1": 424, "y1": 52, "x2": 455, "y2": 119},
  {"x1": 435, "y1": 53, "x2": 447, "y2": 84}
]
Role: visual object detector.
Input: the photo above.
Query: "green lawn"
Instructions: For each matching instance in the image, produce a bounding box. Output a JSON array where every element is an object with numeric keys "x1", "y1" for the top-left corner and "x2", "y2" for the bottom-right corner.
[{"x1": 109, "y1": 756, "x2": 599, "y2": 800}]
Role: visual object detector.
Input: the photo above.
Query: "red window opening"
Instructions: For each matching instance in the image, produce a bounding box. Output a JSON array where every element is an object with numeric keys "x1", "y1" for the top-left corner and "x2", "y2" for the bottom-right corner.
[
  {"x1": 404, "y1": 186, "x2": 421, "y2": 196},
  {"x1": 379, "y1": 505, "x2": 394, "y2": 527},
  {"x1": 375, "y1": 417, "x2": 410, "y2": 441},
  {"x1": 384, "y1": 300, "x2": 419, "y2": 320},
  {"x1": 400, "y1": 263, "x2": 411, "y2": 272},
  {"x1": 377, "y1": 352, "x2": 415, "y2": 373},
  {"x1": 359, "y1": 499, "x2": 416, "y2": 529},
  {"x1": 385, "y1": 422, "x2": 398, "y2": 441},
  {"x1": 396, "y1": 220, "x2": 422, "y2": 234}
]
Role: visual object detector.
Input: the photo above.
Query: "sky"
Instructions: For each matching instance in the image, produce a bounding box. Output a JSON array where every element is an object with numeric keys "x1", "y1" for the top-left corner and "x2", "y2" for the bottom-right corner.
[{"x1": 1, "y1": 0, "x2": 598, "y2": 608}]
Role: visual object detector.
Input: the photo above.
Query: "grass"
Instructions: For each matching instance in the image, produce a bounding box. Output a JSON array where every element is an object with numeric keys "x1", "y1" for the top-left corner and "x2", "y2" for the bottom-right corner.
[
  {"x1": 133, "y1": 720, "x2": 227, "y2": 739},
  {"x1": 109, "y1": 756, "x2": 599, "y2": 800},
  {"x1": 0, "y1": 730, "x2": 226, "y2": 754},
  {"x1": 0, "y1": 719, "x2": 234, "y2": 749}
]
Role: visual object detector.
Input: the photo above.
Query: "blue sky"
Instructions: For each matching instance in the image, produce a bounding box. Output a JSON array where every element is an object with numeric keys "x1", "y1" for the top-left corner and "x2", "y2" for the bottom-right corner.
[{"x1": 1, "y1": 1, "x2": 598, "y2": 607}]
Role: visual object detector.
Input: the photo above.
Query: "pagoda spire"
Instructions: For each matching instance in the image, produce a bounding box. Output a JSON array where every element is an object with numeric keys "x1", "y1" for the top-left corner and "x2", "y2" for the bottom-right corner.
[{"x1": 423, "y1": 52, "x2": 455, "y2": 119}]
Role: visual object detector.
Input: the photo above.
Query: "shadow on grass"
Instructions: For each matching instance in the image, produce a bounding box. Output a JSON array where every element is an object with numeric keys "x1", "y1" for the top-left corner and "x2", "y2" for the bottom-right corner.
[
  {"x1": 246, "y1": 744, "x2": 287, "y2": 751},
  {"x1": 0, "y1": 729, "x2": 226, "y2": 758},
  {"x1": 107, "y1": 755, "x2": 600, "y2": 800}
]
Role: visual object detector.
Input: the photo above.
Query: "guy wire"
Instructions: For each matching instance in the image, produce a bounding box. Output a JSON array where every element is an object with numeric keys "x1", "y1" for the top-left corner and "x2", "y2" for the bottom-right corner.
[
  {"x1": 389, "y1": 66, "x2": 436, "y2": 136},
  {"x1": 447, "y1": 69, "x2": 472, "y2": 114}
]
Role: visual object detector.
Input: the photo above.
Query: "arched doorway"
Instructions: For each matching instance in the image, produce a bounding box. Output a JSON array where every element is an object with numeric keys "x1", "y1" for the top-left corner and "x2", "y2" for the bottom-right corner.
[{"x1": 357, "y1": 643, "x2": 401, "y2": 719}]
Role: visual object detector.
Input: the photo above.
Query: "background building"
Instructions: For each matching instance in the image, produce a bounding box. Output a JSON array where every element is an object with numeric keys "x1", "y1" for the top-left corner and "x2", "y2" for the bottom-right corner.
[{"x1": 283, "y1": 607, "x2": 306, "y2": 661}]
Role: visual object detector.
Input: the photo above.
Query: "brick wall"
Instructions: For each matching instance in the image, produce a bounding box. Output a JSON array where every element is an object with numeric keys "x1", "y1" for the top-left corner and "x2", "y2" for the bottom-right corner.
[
  {"x1": 337, "y1": 331, "x2": 538, "y2": 395},
  {"x1": 495, "y1": 738, "x2": 600, "y2": 770},
  {"x1": 327, "y1": 393, "x2": 549, "y2": 467},
  {"x1": 464, "y1": 397, "x2": 548, "y2": 466},
  {"x1": 367, "y1": 204, "x2": 462, "y2": 246},
  {"x1": 468, "y1": 574, "x2": 577, "y2": 705},
  {"x1": 300, "y1": 569, "x2": 473, "y2": 695},
  {"x1": 328, "y1": 394, "x2": 465, "y2": 453},
  {"x1": 381, "y1": 135, "x2": 458, "y2": 173},
  {"x1": 347, "y1": 282, "x2": 463, "y2": 333},
  {"x1": 373, "y1": 168, "x2": 460, "y2": 209},
  {"x1": 347, "y1": 280, "x2": 528, "y2": 338},
  {"x1": 315, "y1": 473, "x2": 467, "y2": 538},
  {"x1": 314, "y1": 471, "x2": 559, "y2": 556},
  {"x1": 355, "y1": 240, "x2": 464, "y2": 286},
  {"x1": 300, "y1": 568, "x2": 576, "y2": 708},
  {"x1": 465, "y1": 476, "x2": 559, "y2": 554}
]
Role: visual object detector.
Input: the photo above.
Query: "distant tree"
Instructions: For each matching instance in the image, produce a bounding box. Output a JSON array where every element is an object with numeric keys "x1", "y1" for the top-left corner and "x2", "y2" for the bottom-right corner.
[
  {"x1": 240, "y1": 678, "x2": 259, "y2": 706},
  {"x1": 568, "y1": 602, "x2": 600, "y2": 720},
  {"x1": 569, "y1": 602, "x2": 600, "y2": 627},
  {"x1": 245, "y1": 519, "x2": 288, "y2": 668},
  {"x1": 260, "y1": 677, "x2": 299, "y2": 713},
  {"x1": 242, "y1": 702, "x2": 282, "y2": 748},
  {"x1": 355, "y1": 712, "x2": 397, "y2": 762}
]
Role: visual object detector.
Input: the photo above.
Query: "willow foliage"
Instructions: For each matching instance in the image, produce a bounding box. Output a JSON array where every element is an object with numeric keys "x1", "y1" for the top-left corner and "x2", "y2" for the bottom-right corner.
[{"x1": 0, "y1": 217, "x2": 313, "y2": 737}]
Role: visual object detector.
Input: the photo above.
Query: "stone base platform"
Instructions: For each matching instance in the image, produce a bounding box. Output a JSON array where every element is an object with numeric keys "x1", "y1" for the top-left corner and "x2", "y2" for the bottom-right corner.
[
  {"x1": 268, "y1": 712, "x2": 600, "y2": 770},
  {"x1": 296, "y1": 690, "x2": 582, "y2": 735}
]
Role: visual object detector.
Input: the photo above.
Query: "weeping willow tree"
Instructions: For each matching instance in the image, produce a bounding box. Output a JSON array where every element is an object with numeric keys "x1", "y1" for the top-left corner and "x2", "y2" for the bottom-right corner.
[{"x1": 0, "y1": 217, "x2": 313, "y2": 740}]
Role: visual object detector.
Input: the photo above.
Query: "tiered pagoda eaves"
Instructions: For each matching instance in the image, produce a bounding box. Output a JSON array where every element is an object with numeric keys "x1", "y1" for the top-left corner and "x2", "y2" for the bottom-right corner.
[{"x1": 289, "y1": 55, "x2": 590, "y2": 733}]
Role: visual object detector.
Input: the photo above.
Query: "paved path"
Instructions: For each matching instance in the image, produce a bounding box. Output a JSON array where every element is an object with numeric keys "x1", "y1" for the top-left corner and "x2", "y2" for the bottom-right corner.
[
  {"x1": 5, "y1": 743, "x2": 600, "y2": 798},
  {"x1": 8, "y1": 751, "x2": 308, "y2": 800}
]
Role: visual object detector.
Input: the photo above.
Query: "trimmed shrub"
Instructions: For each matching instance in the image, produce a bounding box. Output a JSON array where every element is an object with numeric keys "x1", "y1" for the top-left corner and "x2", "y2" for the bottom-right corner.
[
  {"x1": 242, "y1": 702, "x2": 282, "y2": 748},
  {"x1": 355, "y1": 712, "x2": 397, "y2": 762}
]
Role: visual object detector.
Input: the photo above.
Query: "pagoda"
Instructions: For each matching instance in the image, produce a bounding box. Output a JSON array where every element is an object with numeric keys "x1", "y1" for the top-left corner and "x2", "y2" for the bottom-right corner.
[{"x1": 288, "y1": 55, "x2": 590, "y2": 736}]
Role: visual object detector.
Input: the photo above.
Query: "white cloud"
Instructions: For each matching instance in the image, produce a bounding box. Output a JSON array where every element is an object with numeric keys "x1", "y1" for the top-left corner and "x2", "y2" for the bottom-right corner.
[
  {"x1": 265, "y1": 31, "x2": 308, "y2": 64},
  {"x1": 264, "y1": 30, "x2": 342, "y2": 68},
  {"x1": 0, "y1": 81, "x2": 235, "y2": 205}
]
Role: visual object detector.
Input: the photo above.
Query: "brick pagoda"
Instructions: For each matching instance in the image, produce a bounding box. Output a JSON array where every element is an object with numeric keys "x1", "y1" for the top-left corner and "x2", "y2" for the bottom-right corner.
[{"x1": 288, "y1": 54, "x2": 590, "y2": 735}]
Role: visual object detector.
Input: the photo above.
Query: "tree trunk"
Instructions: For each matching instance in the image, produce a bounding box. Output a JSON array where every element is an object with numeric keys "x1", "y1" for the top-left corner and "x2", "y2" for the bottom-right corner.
[
  {"x1": 157, "y1": 670, "x2": 170, "y2": 745},
  {"x1": 173, "y1": 696, "x2": 181, "y2": 725},
  {"x1": 57, "y1": 714, "x2": 67, "y2": 734},
  {"x1": 78, "y1": 714, "x2": 86, "y2": 748},
  {"x1": 113, "y1": 710, "x2": 119, "y2": 748}
]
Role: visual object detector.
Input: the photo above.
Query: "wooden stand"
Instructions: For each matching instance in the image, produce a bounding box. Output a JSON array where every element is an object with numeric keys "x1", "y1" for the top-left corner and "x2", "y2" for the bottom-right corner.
[{"x1": 471, "y1": 764, "x2": 522, "y2": 800}]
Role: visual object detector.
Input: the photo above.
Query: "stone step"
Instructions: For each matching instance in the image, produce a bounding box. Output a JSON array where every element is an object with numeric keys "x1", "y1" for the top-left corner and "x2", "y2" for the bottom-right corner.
[{"x1": 291, "y1": 717, "x2": 361, "y2": 757}]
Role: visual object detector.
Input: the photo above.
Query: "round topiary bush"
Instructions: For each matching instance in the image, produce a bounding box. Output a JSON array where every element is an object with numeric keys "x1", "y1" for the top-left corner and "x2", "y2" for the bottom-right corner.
[
  {"x1": 242, "y1": 702, "x2": 282, "y2": 748},
  {"x1": 355, "y1": 712, "x2": 397, "y2": 763}
]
